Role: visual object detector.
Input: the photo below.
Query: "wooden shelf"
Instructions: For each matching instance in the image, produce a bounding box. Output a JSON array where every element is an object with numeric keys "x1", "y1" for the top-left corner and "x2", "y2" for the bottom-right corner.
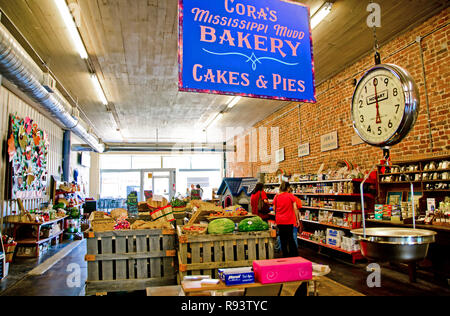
[
  {"x1": 423, "y1": 189, "x2": 450, "y2": 192},
  {"x1": 265, "y1": 192, "x2": 375, "y2": 199},
  {"x1": 301, "y1": 206, "x2": 362, "y2": 213},
  {"x1": 423, "y1": 168, "x2": 450, "y2": 172},
  {"x1": 7, "y1": 216, "x2": 68, "y2": 226},
  {"x1": 294, "y1": 192, "x2": 375, "y2": 199},
  {"x1": 265, "y1": 178, "x2": 376, "y2": 185},
  {"x1": 300, "y1": 219, "x2": 356, "y2": 230},
  {"x1": 380, "y1": 181, "x2": 422, "y2": 184},
  {"x1": 298, "y1": 237, "x2": 362, "y2": 255},
  {"x1": 381, "y1": 171, "x2": 422, "y2": 175},
  {"x1": 16, "y1": 231, "x2": 64, "y2": 245},
  {"x1": 421, "y1": 179, "x2": 450, "y2": 182},
  {"x1": 366, "y1": 219, "x2": 450, "y2": 233}
]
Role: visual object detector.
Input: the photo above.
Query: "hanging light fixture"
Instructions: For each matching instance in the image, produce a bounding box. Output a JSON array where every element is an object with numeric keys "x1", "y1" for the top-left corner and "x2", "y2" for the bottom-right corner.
[
  {"x1": 54, "y1": 0, "x2": 88, "y2": 59},
  {"x1": 203, "y1": 112, "x2": 224, "y2": 131},
  {"x1": 227, "y1": 96, "x2": 242, "y2": 109},
  {"x1": 210, "y1": 112, "x2": 224, "y2": 126},
  {"x1": 310, "y1": 2, "x2": 333, "y2": 29},
  {"x1": 91, "y1": 74, "x2": 108, "y2": 105}
]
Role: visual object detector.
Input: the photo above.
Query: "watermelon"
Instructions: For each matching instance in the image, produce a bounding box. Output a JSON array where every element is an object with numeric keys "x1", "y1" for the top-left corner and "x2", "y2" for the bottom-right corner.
[
  {"x1": 238, "y1": 216, "x2": 269, "y2": 232},
  {"x1": 208, "y1": 218, "x2": 235, "y2": 235}
]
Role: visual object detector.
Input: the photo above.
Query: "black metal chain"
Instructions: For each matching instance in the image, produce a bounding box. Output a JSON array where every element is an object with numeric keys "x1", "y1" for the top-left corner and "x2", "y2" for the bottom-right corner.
[{"x1": 370, "y1": 1, "x2": 381, "y2": 64}]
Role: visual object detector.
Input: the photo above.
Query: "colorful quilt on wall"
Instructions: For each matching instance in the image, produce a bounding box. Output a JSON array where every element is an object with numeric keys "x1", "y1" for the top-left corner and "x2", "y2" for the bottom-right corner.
[{"x1": 6, "y1": 115, "x2": 49, "y2": 199}]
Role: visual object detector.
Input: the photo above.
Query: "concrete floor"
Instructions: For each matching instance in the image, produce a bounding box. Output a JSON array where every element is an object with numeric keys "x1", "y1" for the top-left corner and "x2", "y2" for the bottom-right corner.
[
  {"x1": 1, "y1": 239, "x2": 449, "y2": 296},
  {"x1": 0, "y1": 241, "x2": 72, "y2": 294},
  {"x1": 0, "y1": 240, "x2": 87, "y2": 296}
]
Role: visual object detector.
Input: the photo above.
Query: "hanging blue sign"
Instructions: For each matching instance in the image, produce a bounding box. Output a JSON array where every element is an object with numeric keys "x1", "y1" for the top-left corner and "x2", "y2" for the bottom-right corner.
[{"x1": 178, "y1": 0, "x2": 316, "y2": 103}]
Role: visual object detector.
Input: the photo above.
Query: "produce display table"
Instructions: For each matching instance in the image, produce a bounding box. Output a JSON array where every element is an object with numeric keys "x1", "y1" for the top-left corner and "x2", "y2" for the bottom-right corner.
[
  {"x1": 177, "y1": 227, "x2": 275, "y2": 281},
  {"x1": 181, "y1": 278, "x2": 316, "y2": 296},
  {"x1": 84, "y1": 228, "x2": 177, "y2": 296},
  {"x1": 9, "y1": 216, "x2": 67, "y2": 258}
]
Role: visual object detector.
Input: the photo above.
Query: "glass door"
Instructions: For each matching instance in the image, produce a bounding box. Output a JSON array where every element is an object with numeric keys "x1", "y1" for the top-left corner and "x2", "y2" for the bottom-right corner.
[{"x1": 140, "y1": 169, "x2": 176, "y2": 202}]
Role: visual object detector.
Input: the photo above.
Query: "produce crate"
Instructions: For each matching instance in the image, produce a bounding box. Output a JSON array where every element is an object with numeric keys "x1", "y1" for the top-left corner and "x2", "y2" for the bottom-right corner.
[
  {"x1": 177, "y1": 226, "x2": 274, "y2": 281},
  {"x1": 174, "y1": 212, "x2": 187, "y2": 227},
  {"x1": 85, "y1": 228, "x2": 177, "y2": 296},
  {"x1": 4, "y1": 243, "x2": 17, "y2": 263}
]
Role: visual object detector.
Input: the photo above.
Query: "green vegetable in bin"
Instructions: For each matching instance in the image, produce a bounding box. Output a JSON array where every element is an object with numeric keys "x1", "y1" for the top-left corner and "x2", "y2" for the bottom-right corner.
[
  {"x1": 238, "y1": 216, "x2": 269, "y2": 232},
  {"x1": 54, "y1": 203, "x2": 65, "y2": 210},
  {"x1": 170, "y1": 197, "x2": 187, "y2": 207},
  {"x1": 208, "y1": 218, "x2": 235, "y2": 235},
  {"x1": 67, "y1": 208, "x2": 80, "y2": 219}
]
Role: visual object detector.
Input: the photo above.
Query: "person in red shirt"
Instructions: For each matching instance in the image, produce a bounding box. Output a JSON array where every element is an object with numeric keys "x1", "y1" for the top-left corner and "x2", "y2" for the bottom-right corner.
[
  {"x1": 273, "y1": 182, "x2": 300, "y2": 257},
  {"x1": 250, "y1": 183, "x2": 270, "y2": 221}
]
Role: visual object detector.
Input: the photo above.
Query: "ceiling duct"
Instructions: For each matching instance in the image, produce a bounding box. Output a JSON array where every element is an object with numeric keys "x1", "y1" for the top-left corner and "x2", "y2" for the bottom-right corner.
[
  {"x1": 72, "y1": 142, "x2": 236, "y2": 153},
  {"x1": 0, "y1": 22, "x2": 105, "y2": 153}
]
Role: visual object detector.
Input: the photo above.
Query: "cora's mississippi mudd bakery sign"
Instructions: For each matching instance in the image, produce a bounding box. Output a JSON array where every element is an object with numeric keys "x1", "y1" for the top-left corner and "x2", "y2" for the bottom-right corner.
[{"x1": 178, "y1": 0, "x2": 316, "y2": 103}]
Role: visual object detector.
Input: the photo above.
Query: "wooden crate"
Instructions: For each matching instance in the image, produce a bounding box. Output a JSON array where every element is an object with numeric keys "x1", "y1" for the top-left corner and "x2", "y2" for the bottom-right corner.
[
  {"x1": 85, "y1": 228, "x2": 177, "y2": 296},
  {"x1": 174, "y1": 212, "x2": 187, "y2": 227},
  {"x1": 177, "y1": 227, "x2": 274, "y2": 281}
]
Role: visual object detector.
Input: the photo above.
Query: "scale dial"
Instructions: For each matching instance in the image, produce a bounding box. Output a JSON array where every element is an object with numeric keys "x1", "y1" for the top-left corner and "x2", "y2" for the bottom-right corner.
[{"x1": 351, "y1": 64, "x2": 420, "y2": 147}]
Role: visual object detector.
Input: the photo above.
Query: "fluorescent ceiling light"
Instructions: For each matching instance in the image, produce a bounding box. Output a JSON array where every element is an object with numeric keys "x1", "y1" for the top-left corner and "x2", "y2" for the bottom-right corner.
[
  {"x1": 209, "y1": 113, "x2": 224, "y2": 129},
  {"x1": 91, "y1": 74, "x2": 108, "y2": 105},
  {"x1": 310, "y1": 2, "x2": 333, "y2": 29},
  {"x1": 54, "y1": 0, "x2": 88, "y2": 59},
  {"x1": 227, "y1": 96, "x2": 242, "y2": 109}
]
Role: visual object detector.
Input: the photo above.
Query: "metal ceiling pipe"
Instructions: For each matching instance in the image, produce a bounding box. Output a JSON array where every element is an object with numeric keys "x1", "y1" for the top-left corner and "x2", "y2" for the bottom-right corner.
[
  {"x1": 0, "y1": 22, "x2": 105, "y2": 153},
  {"x1": 72, "y1": 142, "x2": 236, "y2": 153}
]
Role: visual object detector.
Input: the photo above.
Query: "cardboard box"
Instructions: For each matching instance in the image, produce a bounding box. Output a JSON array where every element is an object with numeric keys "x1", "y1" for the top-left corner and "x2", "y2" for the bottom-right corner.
[
  {"x1": 326, "y1": 236, "x2": 341, "y2": 248},
  {"x1": 218, "y1": 267, "x2": 255, "y2": 286},
  {"x1": 326, "y1": 228, "x2": 344, "y2": 239}
]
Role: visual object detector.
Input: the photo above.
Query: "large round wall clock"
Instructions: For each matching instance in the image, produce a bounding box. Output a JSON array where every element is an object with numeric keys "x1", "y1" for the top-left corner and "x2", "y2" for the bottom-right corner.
[{"x1": 351, "y1": 64, "x2": 420, "y2": 147}]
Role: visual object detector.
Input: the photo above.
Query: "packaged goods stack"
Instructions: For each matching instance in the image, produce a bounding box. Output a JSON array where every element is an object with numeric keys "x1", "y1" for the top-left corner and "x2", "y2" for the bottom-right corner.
[{"x1": 326, "y1": 229, "x2": 345, "y2": 248}]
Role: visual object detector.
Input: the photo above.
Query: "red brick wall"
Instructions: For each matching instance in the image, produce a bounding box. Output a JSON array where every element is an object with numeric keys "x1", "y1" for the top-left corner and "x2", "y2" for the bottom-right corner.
[{"x1": 227, "y1": 8, "x2": 450, "y2": 178}]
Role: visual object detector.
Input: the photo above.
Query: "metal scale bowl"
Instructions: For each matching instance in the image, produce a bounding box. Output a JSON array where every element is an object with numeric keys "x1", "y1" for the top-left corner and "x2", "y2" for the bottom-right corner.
[
  {"x1": 351, "y1": 227, "x2": 436, "y2": 263},
  {"x1": 350, "y1": 165, "x2": 436, "y2": 263}
]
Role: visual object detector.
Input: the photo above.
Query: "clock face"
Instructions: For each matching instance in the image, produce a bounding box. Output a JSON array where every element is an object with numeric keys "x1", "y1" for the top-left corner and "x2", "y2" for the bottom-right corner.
[{"x1": 351, "y1": 64, "x2": 418, "y2": 147}]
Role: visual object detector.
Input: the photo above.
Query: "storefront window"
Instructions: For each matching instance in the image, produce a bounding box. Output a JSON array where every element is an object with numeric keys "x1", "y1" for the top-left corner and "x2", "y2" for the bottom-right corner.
[
  {"x1": 100, "y1": 171, "x2": 141, "y2": 199},
  {"x1": 99, "y1": 154, "x2": 223, "y2": 202},
  {"x1": 100, "y1": 155, "x2": 132, "y2": 170},
  {"x1": 132, "y1": 155, "x2": 162, "y2": 169},
  {"x1": 191, "y1": 154, "x2": 222, "y2": 170},
  {"x1": 163, "y1": 156, "x2": 191, "y2": 169}
]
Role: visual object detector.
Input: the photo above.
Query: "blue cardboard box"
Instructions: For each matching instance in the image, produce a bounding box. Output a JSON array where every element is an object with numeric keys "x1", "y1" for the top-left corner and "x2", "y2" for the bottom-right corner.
[{"x1": 218, "y1": 267, "x2": 255, "y2": 286}]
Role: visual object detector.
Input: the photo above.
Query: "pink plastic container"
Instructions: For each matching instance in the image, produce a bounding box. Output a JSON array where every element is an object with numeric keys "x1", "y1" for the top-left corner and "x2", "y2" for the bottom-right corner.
[{"x1": 253, "y1": 257, "x2": 313, "y2": 284}]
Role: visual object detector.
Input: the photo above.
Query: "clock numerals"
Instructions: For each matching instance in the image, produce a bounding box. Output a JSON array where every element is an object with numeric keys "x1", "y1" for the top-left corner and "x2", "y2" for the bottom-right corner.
[{"x1": 352, "y1": 64, "x2": 418, "y2": 147}]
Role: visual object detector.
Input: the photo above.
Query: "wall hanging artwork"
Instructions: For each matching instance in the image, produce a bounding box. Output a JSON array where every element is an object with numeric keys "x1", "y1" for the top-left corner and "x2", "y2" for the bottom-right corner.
[{"x1": 5, "y1": 114, "x2": 49, "y2": 200}]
